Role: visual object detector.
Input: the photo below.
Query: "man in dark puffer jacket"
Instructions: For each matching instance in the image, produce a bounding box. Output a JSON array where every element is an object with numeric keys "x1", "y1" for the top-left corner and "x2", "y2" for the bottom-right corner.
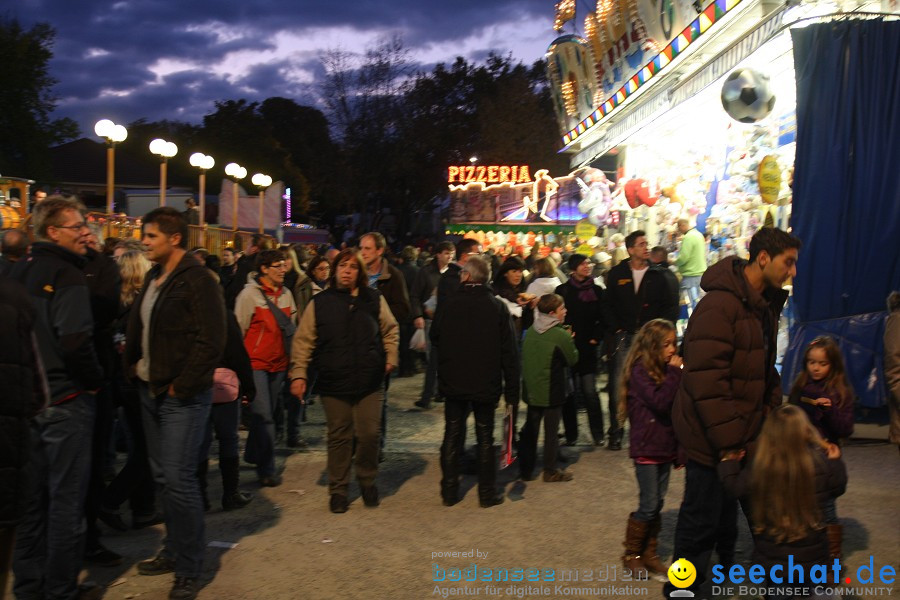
[{"x1": 664, "y1": 227, "x2": 801, "y2": 598}]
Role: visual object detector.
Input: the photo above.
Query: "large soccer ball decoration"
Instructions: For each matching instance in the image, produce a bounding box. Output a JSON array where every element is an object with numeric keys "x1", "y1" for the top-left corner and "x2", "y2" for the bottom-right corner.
[{"x1": 721, "y1": 68, "x2": 776, "y2": 123}]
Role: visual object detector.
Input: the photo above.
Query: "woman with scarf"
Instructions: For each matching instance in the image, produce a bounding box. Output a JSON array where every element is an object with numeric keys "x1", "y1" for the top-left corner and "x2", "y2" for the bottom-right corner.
[{"x1": 554, "y1": 254, "x2": 607, "y2": 447}]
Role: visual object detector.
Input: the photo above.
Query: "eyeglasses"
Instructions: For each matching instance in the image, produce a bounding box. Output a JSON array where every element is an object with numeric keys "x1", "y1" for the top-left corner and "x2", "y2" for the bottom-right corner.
[
  {"x1": 265, "y1": 262, "x2": 287, "y2": 270},
  {"x1": 54, "y1": 222, "x2": 89, "y2": 231}
]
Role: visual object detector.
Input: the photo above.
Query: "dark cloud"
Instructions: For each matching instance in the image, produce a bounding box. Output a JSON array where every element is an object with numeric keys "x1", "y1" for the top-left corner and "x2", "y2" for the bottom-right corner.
[{"x1": 11, "y1": 0, "x2": 553, "y2": 134}]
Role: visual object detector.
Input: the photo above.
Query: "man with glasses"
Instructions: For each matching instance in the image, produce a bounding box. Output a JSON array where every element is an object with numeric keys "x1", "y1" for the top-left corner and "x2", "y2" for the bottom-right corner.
[
  {"x1": 11, "y1": 197, "x2": 105, "y2": 599},
  {"x1": 234, "y1": 249, "x2": 297, "y2": 487}
]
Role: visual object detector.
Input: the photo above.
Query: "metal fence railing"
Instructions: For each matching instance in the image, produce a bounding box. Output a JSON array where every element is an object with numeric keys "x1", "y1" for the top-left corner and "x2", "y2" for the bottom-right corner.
[{"x1": 86, "y1": 213, "x2": 257, "y2": 255}]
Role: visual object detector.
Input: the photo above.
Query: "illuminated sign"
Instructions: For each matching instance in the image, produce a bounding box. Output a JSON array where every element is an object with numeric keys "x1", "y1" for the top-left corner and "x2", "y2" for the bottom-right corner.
[{"x1": 448, "y1": 165, "x2": 532, "y2": 184}]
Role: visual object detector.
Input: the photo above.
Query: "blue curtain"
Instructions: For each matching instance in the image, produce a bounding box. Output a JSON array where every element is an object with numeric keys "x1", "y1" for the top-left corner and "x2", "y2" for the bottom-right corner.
[{"x1": 783, "y1": 20, "x2": 900, "y2": 408}]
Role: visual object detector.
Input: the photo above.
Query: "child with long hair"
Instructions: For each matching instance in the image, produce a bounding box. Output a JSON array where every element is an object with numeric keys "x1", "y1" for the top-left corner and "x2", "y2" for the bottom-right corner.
[
  {"x1": 718, "y1": 405, "x2": 846, "y2": 599},
  {"x1": 788, "y1": 336, "x2": 854, "y2": 558},
  {"x1": 618, "y1": 318, "x2": 682, "y2": 578}
]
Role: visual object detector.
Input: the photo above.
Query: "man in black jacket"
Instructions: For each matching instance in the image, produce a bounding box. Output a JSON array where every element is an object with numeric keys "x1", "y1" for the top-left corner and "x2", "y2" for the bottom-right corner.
[
  {"x1": 125, "y1": 207, "x2": 226, "y2": 600},
  {"x1": 432, "y1": 255, "x2": 519, "y2": 508},
  {"x1": 11, "y1": 197, "x2": 105, "y2": 600},
  {"x1": 602, "y1": 230, "x2": 679, "y2": 450}
]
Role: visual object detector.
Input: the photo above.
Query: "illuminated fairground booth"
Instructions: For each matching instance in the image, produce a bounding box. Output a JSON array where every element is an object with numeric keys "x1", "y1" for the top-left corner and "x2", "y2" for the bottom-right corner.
[
  {"x1": 545, "y1": 0, "x2": 900, "y2": 409},
  {"x1": 445, "y1": 163, "x2": 622, "y2": 253}
]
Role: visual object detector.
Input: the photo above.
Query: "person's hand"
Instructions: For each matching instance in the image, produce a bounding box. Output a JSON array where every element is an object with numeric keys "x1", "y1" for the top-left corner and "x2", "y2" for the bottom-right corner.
[
  {"x1": 385, "y1": 363, "x2": 395, "y2": 374},
  {"x1": 589, "y1": 339, "x2": 599, "y2": 345},
  {"x1": 290, "y1": 378, "x2": 307, "y2": 400},
  {"x1": 720, "y1": 449, "x2": 745, "y2": 461},
  {"x1": 669, "y1": 355, "x2": 684, "y2": 368},
  {"x1": 168, "y1": 384, "x2": 176, "y2": 397},
  {"x1": 414, "y1": 317, "x2": 425, "y2": 329},
  {"x1": 815, "y1": 397, "x2": 832, "y2": 408},
  {"x1": 826, "y1": 442, "x2": 841, "y2": 459}
]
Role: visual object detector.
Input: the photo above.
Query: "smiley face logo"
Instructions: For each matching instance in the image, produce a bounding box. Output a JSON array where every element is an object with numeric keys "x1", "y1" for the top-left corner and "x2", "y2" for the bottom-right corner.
[{"x1": 667, "y1": 558, "x2": 697, "y2": 589}]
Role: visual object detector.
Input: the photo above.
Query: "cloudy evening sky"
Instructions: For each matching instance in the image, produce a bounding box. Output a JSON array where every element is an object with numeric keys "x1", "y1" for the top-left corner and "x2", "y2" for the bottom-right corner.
[{"x1": 12, "y1": 0, "x2": 557, "y2": 135}]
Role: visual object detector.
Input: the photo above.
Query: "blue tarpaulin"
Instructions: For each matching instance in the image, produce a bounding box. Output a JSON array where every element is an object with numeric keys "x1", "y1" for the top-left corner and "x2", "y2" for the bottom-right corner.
[{"x1": 783, "y1": 20, "x2": 900, "y2": 408}]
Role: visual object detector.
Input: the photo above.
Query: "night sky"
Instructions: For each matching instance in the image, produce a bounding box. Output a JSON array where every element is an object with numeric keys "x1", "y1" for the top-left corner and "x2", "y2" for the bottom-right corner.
[{"x1": 12, "y1": 0, "x2": 556, "y2": 135}]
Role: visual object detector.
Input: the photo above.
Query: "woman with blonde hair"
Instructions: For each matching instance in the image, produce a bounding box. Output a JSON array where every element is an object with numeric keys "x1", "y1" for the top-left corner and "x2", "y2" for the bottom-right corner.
[{"x1": 99, "y1": 250, "x2": 160, "y2": 532}]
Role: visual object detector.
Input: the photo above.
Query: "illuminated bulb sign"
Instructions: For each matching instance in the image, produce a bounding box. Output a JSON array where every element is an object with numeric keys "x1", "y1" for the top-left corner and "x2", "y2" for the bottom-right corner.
[{"x1": 448, "y1": 165, "x2": 532, "y2": 184}]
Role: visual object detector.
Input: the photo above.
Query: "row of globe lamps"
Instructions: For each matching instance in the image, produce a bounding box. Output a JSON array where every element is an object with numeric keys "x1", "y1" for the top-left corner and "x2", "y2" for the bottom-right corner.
[{"x1": 94, "y1": 119, "x2": 272, "y2": 234}]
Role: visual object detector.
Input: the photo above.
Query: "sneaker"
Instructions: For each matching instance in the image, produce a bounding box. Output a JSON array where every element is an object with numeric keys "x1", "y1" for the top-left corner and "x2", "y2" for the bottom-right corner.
[
  {"x1": 259, "y1": 474, "x2": 282, "y2": 487},
  {"x1": 77, "y1": 581, "x2": 105, "y2": 600},
  {"x1": 169, "y1": 576, "x2": 199, "y2": 600},
  {"x1": 360, "y1": 485, "x2": 380, "y2": 507},
  {"x1": 137, "y1": 553, "x2": 176, "y2": 576},
  {"x1": 222, "y1": 491, "x2": 253, "y2": 510},
  {"x1": 286, "y1": 436, "x2": 309, "y2": 449},
  {"x1": 542, "y1": 469, "x2": 574, "y2": 482},
  {"x1": 329, "y1": 494, "x2": 348, "y2": 513},
  {"x1": 97, "y1": 507, "x2": 129, "y2": 532},
  {"x1": 479, "y1": 494, "x2": 504, "y2": 508},
  {"x1": 84, "y1": 543, "x2": 123, "y2": 567}
]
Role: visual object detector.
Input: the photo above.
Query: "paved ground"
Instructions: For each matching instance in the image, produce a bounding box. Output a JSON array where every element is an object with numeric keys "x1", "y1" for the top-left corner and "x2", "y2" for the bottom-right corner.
[{"x1": 8, "y1": 373, "x2": 898, "y2": 600}]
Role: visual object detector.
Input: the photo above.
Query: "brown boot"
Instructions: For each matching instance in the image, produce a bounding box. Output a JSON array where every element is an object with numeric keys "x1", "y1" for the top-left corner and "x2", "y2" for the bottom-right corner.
[
  {"x1": 826, "y1": 523, "x2": 843, "y2": 560},
  {"x1": 642, "y1": 515, "x2": 668, "y2": 575},
  {"x1": 622, "y1": 514, "x2": 649, "y2": 578}
]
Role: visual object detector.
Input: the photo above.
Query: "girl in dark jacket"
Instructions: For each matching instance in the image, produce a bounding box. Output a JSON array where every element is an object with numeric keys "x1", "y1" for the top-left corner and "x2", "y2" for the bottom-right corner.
[
  {"x1": 492, "y1": 256, "x2": 534, "y2": 338},
  {"x1": 718, "y1": 405, "x2": 847, "y2": 600},
  {"x1": 788, "y1": 336, "x2": 854, "y2": 559},
  {"x1": 618, "y1": 318, "x2": 682, "y2": 579}
]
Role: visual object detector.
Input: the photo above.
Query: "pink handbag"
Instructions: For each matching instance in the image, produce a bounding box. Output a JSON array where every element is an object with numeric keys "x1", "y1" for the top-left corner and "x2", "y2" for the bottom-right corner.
[{"x1": 212, "y1": 368, "x2": 240, "y2": 404}]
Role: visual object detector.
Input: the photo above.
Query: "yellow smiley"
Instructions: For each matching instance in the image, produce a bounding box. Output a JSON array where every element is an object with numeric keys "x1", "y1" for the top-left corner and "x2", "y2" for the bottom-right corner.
[{"x1": 667, "y1": 558, "x2": 697, "y2": 588}]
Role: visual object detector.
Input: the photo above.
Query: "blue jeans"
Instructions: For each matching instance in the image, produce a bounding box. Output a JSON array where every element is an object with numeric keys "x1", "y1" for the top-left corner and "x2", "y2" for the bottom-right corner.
[
  {"x1": 13, "y1": 394, "x2": 96, "y2": 600},
  {"x1": 140, "y1": 385, "x2": 211, "y2": 579},
  {"x1": 246, "y1": 370, "x2": 285, "y2": 478},
  {"x1": 664, "y1": 460, "x2": 740, "y2": 598},
  {"x1": 634, "y1": 462, "x2": 671, "y2": 521},
  {"x1": 681, "y1": 275, "x2": 702, "y2": 311},
  {"x1": 202, "y1": 400, "x2": 240, "y2": 460}
]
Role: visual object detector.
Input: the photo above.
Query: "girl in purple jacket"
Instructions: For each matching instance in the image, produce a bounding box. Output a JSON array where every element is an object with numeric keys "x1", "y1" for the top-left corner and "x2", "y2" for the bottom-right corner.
[
  {"x1": 617, "y1": 318, "x2": 682, "y2": 580},
  {"x1": 788, "y1": 336, "x2": 854, "y2": 559}
]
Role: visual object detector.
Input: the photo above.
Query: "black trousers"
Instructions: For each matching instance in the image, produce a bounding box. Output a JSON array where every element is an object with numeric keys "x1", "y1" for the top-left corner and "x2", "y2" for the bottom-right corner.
[
  {"x1": 518, "y1": 405, "x2": 562, "y2": 478},
  {"x1": 440, "y1": 398, "x2": 496, "y2": 501},
  {"x1": 663, "y1": 460, "x2": 740, "y2": 598}
]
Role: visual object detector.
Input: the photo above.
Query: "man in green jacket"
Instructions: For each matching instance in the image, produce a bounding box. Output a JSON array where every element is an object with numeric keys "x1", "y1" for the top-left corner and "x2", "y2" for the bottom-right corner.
[
  {"x1": 520, "y1": 294, "x2": 579, "y2": 482},
  {"x1": 675, "y1": 219, "x2": 708, "y2": 311}
]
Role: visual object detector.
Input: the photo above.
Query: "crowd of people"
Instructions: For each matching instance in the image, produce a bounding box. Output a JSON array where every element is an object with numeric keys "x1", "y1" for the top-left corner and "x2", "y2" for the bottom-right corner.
[{"x1": 1, "y1": 195, "x2": 899, "y2": 600}]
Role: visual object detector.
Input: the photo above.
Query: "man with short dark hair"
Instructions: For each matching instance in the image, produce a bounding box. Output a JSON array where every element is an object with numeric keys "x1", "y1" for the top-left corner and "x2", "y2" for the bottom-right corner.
[
  {"x1": 432, "y1": 255, "x2": 519, "y2": 508},
  {"x1": 664, "y1": 227, "x2": 800, "y2": 598},
  {"x1": 650, "y1": 245, "x2": 680, "y2": 313},
  {"x1": 0, "y1": 228, "x2": 28, "y2": 276},
  {"x1": 602, "y1": 230, "x2": 679, "y2": 450},
  {"x1": 11, "y1": 197, "x2": 105, "y2": 600},
  {"x1": 125, "y1": 207, "x2": 226, "y2": 600}
]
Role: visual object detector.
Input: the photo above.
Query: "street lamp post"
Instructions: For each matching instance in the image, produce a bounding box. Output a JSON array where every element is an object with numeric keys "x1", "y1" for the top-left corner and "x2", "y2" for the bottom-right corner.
[
  {"x1": 189, "y1": 153, "x2": 215, "y2": 246},
  {"x1": 250, "y1": 173, "x2": 272, "y2": 234},
  {"x1": 94, "y1": 119, "x2": 128, "y2": 213},
  {"x1": 224, "y1": 163, "x2": 248, "y2": 231},
  {"x1": 149, "y1": 138, "x2": 178, "y2": 206}
]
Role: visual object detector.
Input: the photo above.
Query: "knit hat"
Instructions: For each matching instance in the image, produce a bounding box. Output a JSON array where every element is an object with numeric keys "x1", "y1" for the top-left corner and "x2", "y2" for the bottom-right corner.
[{"x1": 568, "y1": 253, "x2": 589, "y2": 271}]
